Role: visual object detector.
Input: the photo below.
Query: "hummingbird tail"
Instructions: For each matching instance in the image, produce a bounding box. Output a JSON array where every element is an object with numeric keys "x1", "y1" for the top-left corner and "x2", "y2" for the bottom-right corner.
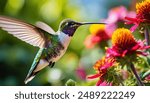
[
  {"x1": 24, "y1": 48, "x2": 49, "y2": 84},
  {"x1": 24, "y1": 59, "x2": 49, "y2": 84},
  {"x1": 24, "y1": 72, "x2": 38, "y2": 84}
]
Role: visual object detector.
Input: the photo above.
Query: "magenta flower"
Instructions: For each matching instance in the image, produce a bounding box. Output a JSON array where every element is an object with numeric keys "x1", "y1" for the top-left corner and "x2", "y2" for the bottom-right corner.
[
  {"x1": 106, "y1": 28, "x2": 150, "y2": 59},
  {"x1": 88, "y1": 57, "x2": 115, "y2": 86},
  {"x1": 125, "y1": 0, "x2": 150, "y2": 32}
]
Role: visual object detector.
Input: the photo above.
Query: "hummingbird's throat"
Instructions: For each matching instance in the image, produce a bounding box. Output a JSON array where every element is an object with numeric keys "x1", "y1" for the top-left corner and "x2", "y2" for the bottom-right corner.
[{"x1": 62, "y1": 27, "x2": 78, "y2": 37}]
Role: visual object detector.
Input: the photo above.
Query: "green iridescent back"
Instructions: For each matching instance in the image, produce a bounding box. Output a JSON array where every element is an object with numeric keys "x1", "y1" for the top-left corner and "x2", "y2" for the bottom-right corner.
[{"x1": 41, "y1": 32, "x2": 64, "y2": 61}]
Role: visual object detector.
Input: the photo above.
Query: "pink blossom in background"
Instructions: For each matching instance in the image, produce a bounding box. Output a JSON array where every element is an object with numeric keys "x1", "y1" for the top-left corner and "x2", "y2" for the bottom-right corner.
[
  {"x1": 105, "y1": 6, "x2": 136, "y2": 34},
  {"x1": 76, "y1": 67, "x2": 87, "y2": 80}
]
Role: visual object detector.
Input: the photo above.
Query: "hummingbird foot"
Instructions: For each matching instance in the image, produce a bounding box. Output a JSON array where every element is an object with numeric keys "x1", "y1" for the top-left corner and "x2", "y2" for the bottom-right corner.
[{"x1": 49, "y1": 61, "x2": 55, "y2": 68}]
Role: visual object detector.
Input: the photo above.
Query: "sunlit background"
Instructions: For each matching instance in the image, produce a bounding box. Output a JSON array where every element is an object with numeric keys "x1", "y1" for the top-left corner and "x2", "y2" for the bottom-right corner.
[{"x1": 0, "y1": 0, "x2": 134, "y2": 85}]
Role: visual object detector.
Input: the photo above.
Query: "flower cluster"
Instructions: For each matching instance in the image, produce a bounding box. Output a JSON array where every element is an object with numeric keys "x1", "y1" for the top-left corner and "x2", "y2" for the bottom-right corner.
[
  {"x1": 85, "y1": 0, "x2": 150, "y2": 86},
  {"x1": 73, "y1": 0, "x2": 150, "y2": 86},
  {"x1": 84, "y1": 6, "x2": 136, "y2": 49},
  {"x1": 87, "y1": 27, "x2": 150, "y2": 86}
]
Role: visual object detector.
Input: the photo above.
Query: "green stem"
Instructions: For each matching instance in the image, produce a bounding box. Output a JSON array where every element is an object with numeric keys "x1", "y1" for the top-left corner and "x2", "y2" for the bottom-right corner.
[
  {"x1": 130, "y1": 63, "x2": 144, "y2": 86},
  {"x1": 142, "y1": 70, "x2": 150, "y2": 80},
  {"x1": 145, "y1": 27, "x2": 150, "y2": 46},
  {"x1": 142, "y1": 27, "x2": 150, "y2": 80}
]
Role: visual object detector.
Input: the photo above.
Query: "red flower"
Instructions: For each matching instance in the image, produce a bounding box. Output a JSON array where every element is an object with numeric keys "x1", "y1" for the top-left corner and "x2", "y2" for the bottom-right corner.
[
  {"x1": 88, "y1": 57, "x2": 115, "y2": 86},
  {"x1": 125, "y1": 0, "x2": 150, "y2": 32}
]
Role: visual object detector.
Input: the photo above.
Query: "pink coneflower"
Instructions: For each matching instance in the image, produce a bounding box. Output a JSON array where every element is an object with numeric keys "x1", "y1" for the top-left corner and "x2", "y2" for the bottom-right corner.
[{"x1": 106, "y1": 28, "x2": 150, "y2": 59}]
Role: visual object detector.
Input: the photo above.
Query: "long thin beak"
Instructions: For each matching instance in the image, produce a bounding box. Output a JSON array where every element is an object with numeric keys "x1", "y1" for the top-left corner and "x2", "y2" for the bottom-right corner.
[{"x1": 81, "y1": 22, "x2": 106, "y2": 25}]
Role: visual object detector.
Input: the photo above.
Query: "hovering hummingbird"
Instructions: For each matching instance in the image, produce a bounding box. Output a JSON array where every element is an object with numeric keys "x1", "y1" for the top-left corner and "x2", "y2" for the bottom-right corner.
[{"x1": 0, "y1": 16, "x2": 105, "y2": 84}]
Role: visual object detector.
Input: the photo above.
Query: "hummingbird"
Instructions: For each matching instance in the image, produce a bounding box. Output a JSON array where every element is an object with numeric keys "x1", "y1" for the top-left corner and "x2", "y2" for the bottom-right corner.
[{"x1": 0, "y1": 16, "x2": 105, "y2": 84}]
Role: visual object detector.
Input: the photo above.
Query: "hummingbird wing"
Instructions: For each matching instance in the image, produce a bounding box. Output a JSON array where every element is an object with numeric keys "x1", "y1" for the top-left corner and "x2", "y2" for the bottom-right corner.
[
  {"x1": 0, "y1": 16, "x2": 47, "y2": 48},
  {"x1": 36, "y1": 21, "x2": 56, "y2": 34}
]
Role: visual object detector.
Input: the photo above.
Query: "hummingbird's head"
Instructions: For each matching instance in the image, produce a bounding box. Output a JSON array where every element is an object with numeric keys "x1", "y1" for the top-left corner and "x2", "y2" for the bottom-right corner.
[
  {"x1": 59, "y1": 19, "x2": 105, "y2": 37},
  {"x1": 59, "y1": 19, "x2": 82, "y2": 37}
]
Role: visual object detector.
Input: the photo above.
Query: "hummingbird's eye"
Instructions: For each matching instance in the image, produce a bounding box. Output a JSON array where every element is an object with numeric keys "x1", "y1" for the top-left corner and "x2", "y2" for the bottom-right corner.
[{"x1": 67, "y1": 22, "x2": 72, "y2": 26}]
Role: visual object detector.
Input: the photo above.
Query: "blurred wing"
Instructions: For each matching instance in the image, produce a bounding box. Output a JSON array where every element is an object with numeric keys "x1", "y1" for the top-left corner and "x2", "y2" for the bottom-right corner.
[
  {"x1": 36, "y1": 21, "x2": 56, "y2": 34},
  {"x1": 0, "y1": 16, "x2": 46, "y2": 48}
]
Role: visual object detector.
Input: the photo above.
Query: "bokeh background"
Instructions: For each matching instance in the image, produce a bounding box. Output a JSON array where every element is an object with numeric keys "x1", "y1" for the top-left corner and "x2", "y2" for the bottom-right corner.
[{"x1": 0, "y1": 0, "x2": 134, "y2": 86}]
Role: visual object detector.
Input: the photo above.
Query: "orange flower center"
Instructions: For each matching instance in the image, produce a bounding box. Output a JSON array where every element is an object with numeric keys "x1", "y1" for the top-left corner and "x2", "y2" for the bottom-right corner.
[
  {"x1": 93, "y1": 57, "x2": 106, "y2": 70},
  {"x1": 136, "y1": 0, "x2": 150, "y2": 20},
  {"x1": 93, "y1": 57, "x2": 115, "y2": 71},
  {"x1": 112, "y1": 28, "x2": 136, "y2": 50}
]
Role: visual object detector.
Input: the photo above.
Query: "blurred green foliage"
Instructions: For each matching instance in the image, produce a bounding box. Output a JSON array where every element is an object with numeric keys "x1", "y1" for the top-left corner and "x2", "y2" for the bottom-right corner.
[{"x1": 0, "y1": 0, "x2": 131, "y2": 86}]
